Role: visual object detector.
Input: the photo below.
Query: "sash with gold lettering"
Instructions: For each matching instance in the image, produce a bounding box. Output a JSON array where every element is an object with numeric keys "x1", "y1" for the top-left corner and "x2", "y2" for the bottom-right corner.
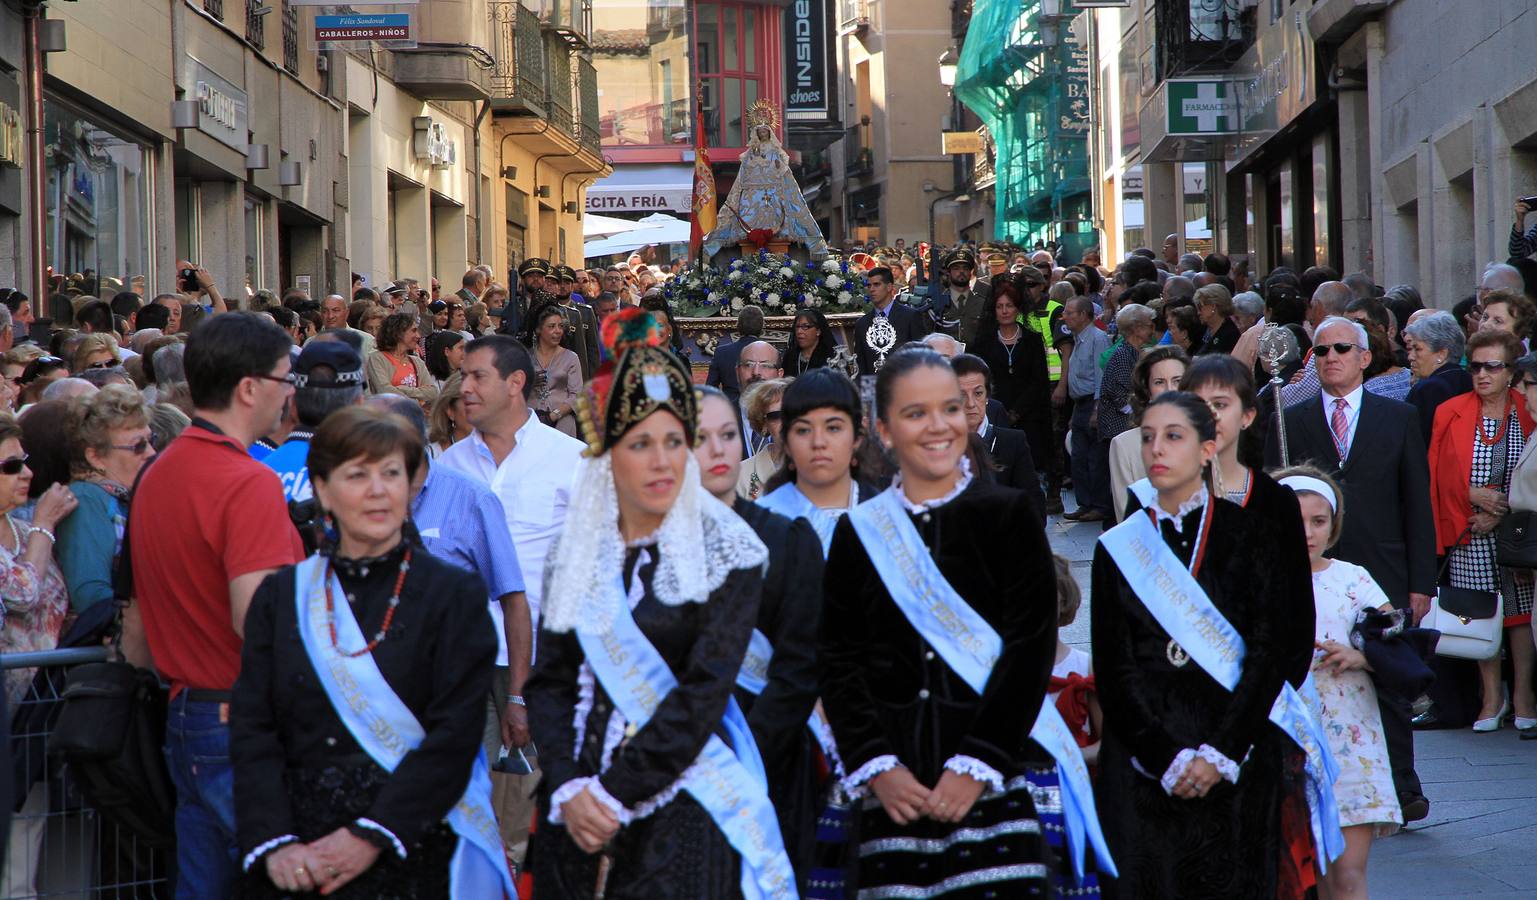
[
  {"x1": 294, "y1": 556, "x2": 514, "y2": 899},
  {"x1": 846, "y1": 487, "x2": 1116, "y2": 881},
  {"x1": 1097, "y1": 509, "x2": 1347, "y2": 869},
  {"x1": 578, "y1": 575, "x2": 797, "y2": 900}
]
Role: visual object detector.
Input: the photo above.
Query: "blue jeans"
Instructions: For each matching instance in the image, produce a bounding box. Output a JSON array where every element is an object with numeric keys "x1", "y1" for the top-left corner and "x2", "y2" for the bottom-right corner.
[
  {"x1": 164, "y1": 694, "x2": 239, "y2": 899},
  {"x1": 1069, "y1": 398, "x2": 1110, "y2": 514}
]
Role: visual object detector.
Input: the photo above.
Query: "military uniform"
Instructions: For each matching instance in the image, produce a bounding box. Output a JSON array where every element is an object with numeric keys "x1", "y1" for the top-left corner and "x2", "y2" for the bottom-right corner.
[{"x1": 552, "y1": 264, "x2": 600, "y2": 380}]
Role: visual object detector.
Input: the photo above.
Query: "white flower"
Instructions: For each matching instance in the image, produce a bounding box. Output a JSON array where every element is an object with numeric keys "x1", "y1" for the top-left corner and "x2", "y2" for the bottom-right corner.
[
  {"x1": 838, "y1": 290, "x2": 853, "y2": 304},
  {"x1": 783, "y1": 302, "x2": 796, "y2": 314},
  {"x1": 708, "y1": 291, "x2": 722, "y2": 304},
  {"x1": 727, "y1": 270, "x2": 743, "y2": 280},
  {"x1": 822, "y1": 260, "x2": 840, "y2": 273},
  {"x1": 758, "y1": 267, "x2": 774, "y2": 276},
  {"x1": 826, "y1": 274, "x2": 844, "y2": 289},
  {"x1": 688, "y1": 278, "x2": 701, "y2": 288},
  {"x1": 779, "y1": 266, "x2": 794, "y2": 278},
  {"x1": 750, "y1": 286, "x2": 763, "y2": 298},
  {"x1": 810, "y1": 298, "x2": 823, "y2": 308},
  {"x1": 766, "y1": 293, "x2": 780, "y2": 305},
  {"x1": 731, "y1": 297, "x2": 744, "y2": 311}
]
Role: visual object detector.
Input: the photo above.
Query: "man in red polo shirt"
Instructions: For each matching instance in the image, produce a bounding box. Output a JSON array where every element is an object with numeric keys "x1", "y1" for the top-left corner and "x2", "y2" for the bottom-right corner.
[{"x1": 131, "y1": 312, "x2": 304, "y2": 899}]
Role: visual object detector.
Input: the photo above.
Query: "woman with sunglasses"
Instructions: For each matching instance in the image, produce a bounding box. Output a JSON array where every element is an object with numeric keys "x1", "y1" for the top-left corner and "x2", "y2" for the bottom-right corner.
[
  {"x1": 56, "y1": 385, "x2": 155, "y2": 615},
  {"x1": 739, "y1": 378, "x2": 790, "y2": 501},
  {"x1": 70, "y1": 334, "x2": 120, "y2": 375},
  {"x1": 1428, "y1": 329, "x2": 1537, "y2": 732}
]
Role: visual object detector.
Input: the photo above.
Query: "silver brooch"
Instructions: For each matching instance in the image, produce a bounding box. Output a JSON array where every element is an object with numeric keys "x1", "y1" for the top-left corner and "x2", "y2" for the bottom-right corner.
[{"x1": 1166, "y1": 640, "x2": 1190, "y2": 667}]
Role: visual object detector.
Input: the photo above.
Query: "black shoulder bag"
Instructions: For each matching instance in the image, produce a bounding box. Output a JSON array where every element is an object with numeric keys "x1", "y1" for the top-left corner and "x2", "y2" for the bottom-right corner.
[{"x1": 48, "y1": 463, "x2": 177, "y2": 848}]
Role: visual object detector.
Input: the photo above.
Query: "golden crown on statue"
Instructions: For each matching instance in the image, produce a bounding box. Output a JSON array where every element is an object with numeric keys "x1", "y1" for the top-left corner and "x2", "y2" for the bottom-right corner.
[{"x1": 746, "y1": 99, "x2": 780, "y2": 131}]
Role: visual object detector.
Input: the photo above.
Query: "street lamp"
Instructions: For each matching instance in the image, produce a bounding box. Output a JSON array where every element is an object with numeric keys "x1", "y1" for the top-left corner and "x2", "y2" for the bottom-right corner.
[{"x1": 938, "y1": 48, "x2": 958, "y2": 87}]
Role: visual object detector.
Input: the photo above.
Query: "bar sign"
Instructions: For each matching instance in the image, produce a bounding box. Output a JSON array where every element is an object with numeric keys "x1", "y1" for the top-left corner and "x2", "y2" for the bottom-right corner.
[{"x1": 315, "y1": 14, "x2": 411, "y2": 42}]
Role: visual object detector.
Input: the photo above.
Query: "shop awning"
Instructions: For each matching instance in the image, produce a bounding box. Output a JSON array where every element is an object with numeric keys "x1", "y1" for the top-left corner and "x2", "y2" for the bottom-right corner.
[
  {"x1": 583, "y1": 213, "x2": 691, "y2": 259},
  {"x1": 583, "y1": 212, "x2": 654, "y2": 239},
  {"x1": 584, "y1": 164, "x2": 695, "y2": 214}
]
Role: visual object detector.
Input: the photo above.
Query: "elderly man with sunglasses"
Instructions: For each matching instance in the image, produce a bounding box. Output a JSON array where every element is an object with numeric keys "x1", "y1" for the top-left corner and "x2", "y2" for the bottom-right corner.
[{"x1": 1265, "y1": 313, "x2": 1436, "y2": 826}]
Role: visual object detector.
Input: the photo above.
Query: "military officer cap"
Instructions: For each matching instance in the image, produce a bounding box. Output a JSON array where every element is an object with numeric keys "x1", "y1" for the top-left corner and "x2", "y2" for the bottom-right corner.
[
  {"x1": 518, "y1": 258, "x2": 550, "y2": 278},
  {"x1": 941, "y1": 247, "x2": 977, "y2": 270},
  {"x1": 553, "y1": 264, "x2": 578, "y2": 283}
]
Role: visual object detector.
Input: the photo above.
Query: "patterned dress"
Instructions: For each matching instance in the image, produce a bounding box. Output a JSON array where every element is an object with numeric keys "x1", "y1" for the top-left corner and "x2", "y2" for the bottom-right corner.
[
  {"x1": 0, "y1": 515, "x2": 70, "y2": 704},
  {"x1": 1447, "y1": 409, "x2": 1534, "y2": 624},
  {"x1": 1310, "y1": 561, "x2": 1403, "y2": 829}
]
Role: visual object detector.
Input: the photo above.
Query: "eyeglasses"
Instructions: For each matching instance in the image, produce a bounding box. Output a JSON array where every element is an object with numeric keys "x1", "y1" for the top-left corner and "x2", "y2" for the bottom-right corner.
[
  {"x1": 738, "y1": 361, "x2": 778, "y2": 372},
  {"x1": 0, "y1": 455, "x2": 27, "y2": 475},
  {"x1": 85, "y1": 360, "x2": 117, "y2": 370},
  {"x1": 1311, "y1": 343, "x2": 1361, "y2": 357},
  {"x1": 794, "y1": 323, "x2": 817, "y2": 331},
  {"x1": 20, "y1": 357, "x2": 65, "y2": 385},
  {"x1": 1469, "y1": 360, "x2": 1512, "y2": 373},
  {"x1": 764, "y1": 411, "x2": 783, "y2": 422},
  {"x1": 250, "y1": 372, "x2": 298, "y2": 387},
  {"x1": 110, "y1": 436, "x2": 155, "y2": 456}
]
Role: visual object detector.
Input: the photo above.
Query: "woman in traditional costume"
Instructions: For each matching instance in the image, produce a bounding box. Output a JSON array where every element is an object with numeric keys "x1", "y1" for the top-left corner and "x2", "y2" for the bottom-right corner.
[
  {"x1": 232, "y1": 406, "x2": 510, "y2": 899},
  {"x1": 525, "y1": 309, "x2": 794, "y2": 899},
  {"x1": 756, "y1": 367, "x2": 879, "y2": 553},
  {"x1": 821, "y1": 348, "x2": 1107, "y2": 898},
  {"x1": 696, "y1": 385, "x2": 825, "y2": 887},
  {"x1": 1092, "y1": 391, "x2": 1337, "y2": 898}
]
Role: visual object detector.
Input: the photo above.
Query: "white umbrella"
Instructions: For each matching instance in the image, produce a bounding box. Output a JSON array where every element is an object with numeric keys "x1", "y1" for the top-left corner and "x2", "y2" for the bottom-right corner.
[
  {"x1": 584, "y1": 213, "x2": 693, "y2": 259},
  {"x1": 583, "y1": 213, "x2": 661, "y2": 240}
]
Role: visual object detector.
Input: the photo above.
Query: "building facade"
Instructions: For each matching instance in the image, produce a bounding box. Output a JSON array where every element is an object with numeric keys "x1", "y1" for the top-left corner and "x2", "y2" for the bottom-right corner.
[{"x1": 0, "y1": 0, "x2": 603, "y2": 306}]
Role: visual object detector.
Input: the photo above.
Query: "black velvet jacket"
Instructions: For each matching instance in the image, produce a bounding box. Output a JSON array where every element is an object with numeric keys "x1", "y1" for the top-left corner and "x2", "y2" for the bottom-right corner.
[
  {"x1": 820, "y1": 480, "x2": 1057, "y2": 784},
  {"x1": 527, "y1": 550, "x2": 762, "y2": 810},
  {"x1": 232, "y1": 548, "x2": 496, "y2": 858},
  {"x1": 731, "y1": 498, "x2": 823, "y2": 763},
  {"x1": 1123, "y1": 469, "x2": 1315, "y2": 687}
]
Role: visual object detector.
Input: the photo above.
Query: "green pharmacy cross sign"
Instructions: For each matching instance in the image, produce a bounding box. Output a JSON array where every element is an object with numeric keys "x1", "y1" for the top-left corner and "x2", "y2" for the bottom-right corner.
[{"x1": 1166, "y1": 79, "x2": 1239, "y2": 136}]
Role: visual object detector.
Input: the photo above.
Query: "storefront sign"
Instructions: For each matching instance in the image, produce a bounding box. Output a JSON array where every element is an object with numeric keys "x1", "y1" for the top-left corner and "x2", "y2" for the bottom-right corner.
[
  {"x1": 942, "y1": 131, "x2": 983, "y2": 155},
  {"x1": 188, "y1": 60, "x2": 249, "y2": 153},
  {"x1": 585, "y1": 164, "x2": 694, "y2": 213},
  {"x1": 0, "y1": 100, "x2": 20, "y2": 169},
  {"x1": 1166, "y1": 79, "x2": 1239, "y2": 136},
  {"x1": 784, "y1": 0, "x2": 830, "y2": 121},
  {"x1": 315, "y1": 14, "x2": 411, "y2": 42},
  {"x1": 413, "y1": 116, "x2": 457, "y2": 168}
]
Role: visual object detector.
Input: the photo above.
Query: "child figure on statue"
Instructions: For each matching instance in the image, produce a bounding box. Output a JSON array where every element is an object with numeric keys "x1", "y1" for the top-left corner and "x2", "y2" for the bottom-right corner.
[{"x1": 1275, "y1": 466, "x2": 1403, "y2": 900}]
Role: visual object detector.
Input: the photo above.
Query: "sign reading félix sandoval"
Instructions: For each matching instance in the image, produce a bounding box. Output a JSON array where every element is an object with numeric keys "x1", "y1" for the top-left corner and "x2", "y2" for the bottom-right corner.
[
  {"x1": 316, "y1": 14, "x2": 411, "y2": 42},
  {"x1": 784, "y1": 0, "x2": 829, "y2": 122}
]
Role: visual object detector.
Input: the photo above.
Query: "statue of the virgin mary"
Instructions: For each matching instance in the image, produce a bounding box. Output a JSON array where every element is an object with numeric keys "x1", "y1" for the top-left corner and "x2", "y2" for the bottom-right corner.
[{"x1": 703, "y1": 100, "x2": 830, "y2": 260}]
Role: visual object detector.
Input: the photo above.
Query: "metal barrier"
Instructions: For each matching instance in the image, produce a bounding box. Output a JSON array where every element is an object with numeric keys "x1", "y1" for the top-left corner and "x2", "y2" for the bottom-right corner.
[{"x1": 3, "y1": 647, "x2": 170, "y2": 898}]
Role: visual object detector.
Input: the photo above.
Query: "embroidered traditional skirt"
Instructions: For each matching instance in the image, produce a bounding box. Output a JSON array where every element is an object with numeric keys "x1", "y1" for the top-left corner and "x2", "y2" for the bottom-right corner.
[
  {"x1": 852, "y1": 776, "x2": 1050, "y2": 899},
  {"x1": 1022, "y1": 765, "x2": 1102, "y2": 898}
]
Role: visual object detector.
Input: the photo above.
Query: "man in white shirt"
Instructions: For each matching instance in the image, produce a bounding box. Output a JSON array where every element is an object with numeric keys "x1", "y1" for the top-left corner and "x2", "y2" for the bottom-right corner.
[{"x1": 438, "y1": 335, "x2": 585, "y2": 641}]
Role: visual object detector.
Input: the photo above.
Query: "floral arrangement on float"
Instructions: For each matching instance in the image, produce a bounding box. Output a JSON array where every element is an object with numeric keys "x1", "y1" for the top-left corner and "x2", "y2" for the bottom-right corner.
[{"x1": 663, "y1": 251, "x2": 872, "y2": 318}]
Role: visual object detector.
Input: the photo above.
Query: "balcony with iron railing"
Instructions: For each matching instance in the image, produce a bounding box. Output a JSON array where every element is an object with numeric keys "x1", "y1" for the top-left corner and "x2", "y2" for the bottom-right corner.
[
  {"x1": 844, "y1": 118, "x2": 873, "y2": 177},
  {"x1": 971, "y1": 126, "x2": 996, "y2": 190},
  {"x1": 576, "y1": 57, "x2": 601, "y2": 154},
  {"x1": 1155, "y1": 0, "x2": 1254, "y2": 81},
  {"x1": 545, "y1": 33, "x2": 575, "y2": 135},
  {"x1": 536, "y1": 0, "x2": 594, "y2": 47},
  {"x1": 490, "y1": 0, "x2": 548, "y2": 116},
  {"x1": 838, "y1": 0, "x2": 870, "y2": 34}
]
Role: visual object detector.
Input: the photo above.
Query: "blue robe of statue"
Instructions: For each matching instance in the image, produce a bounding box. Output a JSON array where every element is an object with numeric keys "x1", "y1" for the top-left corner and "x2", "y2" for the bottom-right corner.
[{"x1": 704, "y1": 128, "x2": 829, "y2": 260}]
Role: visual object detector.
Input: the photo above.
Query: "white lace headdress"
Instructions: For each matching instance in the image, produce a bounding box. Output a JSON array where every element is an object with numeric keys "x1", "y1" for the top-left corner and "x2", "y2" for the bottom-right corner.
[{"x1": 541, "y1": 452, "x2": 767, "y2": 633}]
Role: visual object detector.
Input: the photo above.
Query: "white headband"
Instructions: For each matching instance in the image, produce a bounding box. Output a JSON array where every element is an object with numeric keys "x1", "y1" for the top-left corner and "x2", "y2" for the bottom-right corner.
[{"x1": 1279, "y1": 475, "x2": 1337, "y2": 512}]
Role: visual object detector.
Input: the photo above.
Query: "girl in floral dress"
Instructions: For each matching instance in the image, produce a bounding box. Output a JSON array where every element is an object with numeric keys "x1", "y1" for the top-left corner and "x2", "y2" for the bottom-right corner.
[{"x1": 1276, "y1": 466, "x2": 1402, "y2": 900}]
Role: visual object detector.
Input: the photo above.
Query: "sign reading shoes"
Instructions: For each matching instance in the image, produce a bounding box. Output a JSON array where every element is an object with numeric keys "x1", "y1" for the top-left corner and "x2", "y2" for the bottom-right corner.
[{"x1": 1165, "y1": 79, "x2": 1240, "y2": 136}]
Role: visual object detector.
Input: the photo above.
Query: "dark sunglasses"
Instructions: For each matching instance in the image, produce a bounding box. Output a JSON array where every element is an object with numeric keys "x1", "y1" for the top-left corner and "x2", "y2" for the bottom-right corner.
[
  {"x1": 764, "y1": 410, "x2": 783, "y2": 422},
  {"x1": 0, "y1": 454, "x2": 27, "y2": 475},
  {"x1": 110, "y1": 436, "x2": 155, "y2": 455},
  {"x1": 20, "y1": 356, "x2": 65, "y2": 384},
  {"x1": 1311, "y1": 342, "x2": 1360, "y2": 357},
  {"x1": 1469, "y1": 360, "x2": 1511, "y2": 373},
  {"x1": 85, "y1": 359, "x2": 117, "y2": 370}
]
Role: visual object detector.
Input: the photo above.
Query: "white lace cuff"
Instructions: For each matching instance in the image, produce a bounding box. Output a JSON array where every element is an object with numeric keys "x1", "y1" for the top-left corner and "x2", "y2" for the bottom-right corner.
[
  {"x1": 353, "y1": 818, "x2": 407, "y2": 860},
  {"x1": 548, "y1": 777, "x2": 632, "y2": 826},
  {"x1": 1196, "y1": 744, "x2": 1241, "y2": 784},
  {"x1": 1161, "y1": 745, "x2": 1242, "y2": 795},
  {"x1": 840, "y1": 754, "x2": 901, "y2": 798},
  {"x1": 1160, "y1": 748, "x2": 1199, "y2": 795},
  {"x1": 943, "y1": 755, "x2": 1005, "y2": 793},
  {"x1": 241, "y1": 834, "x2": 298, "y2": 872}
]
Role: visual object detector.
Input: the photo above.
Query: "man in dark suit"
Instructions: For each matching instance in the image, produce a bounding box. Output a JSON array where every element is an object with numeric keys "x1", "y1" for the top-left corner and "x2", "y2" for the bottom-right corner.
[
  {"x1": 954, "y1": 353, "x2": 1044, "y2": 523},
  {"x1": 552, "y1": 265, "x2": 600, "y2": 381},
  {"x1": 1265, "y1": 315, "x2": 1436, "y2": 823},
  {"x1": 855, "y1": 266, "x2": 928, "y2": 376},
  {"x1": 706, "y1": 305, "x2": 766, "y2": 404}
]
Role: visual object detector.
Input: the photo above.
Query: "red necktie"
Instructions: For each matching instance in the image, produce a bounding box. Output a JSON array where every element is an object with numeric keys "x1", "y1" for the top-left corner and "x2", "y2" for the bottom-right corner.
[{"x1": 1330, "y1": 397, "x2": 1350, "y2": 458}]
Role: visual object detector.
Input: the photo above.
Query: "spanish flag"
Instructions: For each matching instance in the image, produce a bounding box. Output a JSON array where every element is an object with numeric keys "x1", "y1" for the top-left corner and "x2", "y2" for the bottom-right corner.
[{"x1": 689, "y1": 106, "x2": 716, "y2": 260}]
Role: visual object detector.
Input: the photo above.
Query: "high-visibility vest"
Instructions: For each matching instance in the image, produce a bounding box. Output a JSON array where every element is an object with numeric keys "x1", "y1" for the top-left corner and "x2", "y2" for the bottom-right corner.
[{"x1": 1026, "y1": 300, "x2": 1063, "y2": 381}]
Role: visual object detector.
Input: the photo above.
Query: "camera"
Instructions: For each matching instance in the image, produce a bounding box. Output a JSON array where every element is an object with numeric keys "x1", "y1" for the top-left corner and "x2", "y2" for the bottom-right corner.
[{"x1": 179, "y1": 265, "x2": 201, "y2": 293}]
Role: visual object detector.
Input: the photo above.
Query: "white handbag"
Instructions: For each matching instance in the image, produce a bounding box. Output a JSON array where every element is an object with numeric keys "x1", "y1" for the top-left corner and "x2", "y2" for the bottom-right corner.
[{"x1": 1424, "y1": 534, "x2": 1503, "y2": 661}]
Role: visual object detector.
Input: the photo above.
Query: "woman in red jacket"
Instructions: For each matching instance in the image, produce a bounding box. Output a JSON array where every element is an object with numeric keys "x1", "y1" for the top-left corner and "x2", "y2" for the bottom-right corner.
[{"x1": 1429, "y1": 329, "x2": 1537, "y2": 732}]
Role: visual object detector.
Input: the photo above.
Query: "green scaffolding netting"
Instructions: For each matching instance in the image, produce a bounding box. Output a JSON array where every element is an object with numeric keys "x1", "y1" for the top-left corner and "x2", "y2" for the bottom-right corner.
[{"x1": 955, "y1": 0, "x2": 1093, "y2": 249}]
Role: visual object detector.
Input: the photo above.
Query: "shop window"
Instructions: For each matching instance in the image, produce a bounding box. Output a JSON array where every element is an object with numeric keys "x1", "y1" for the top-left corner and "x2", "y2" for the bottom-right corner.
[
  {"x1": 695, "y1": 1, "x2": 765, "y2": 148},
  {"x1": 45, "y1": 101, "x2": 153, "y2": 295},
  {"x1": 245, "y1": 196, "x2": 265, "y2": 294},
  {"x1": 592, "y1": 0, "x2": 691, "y2": 147}
]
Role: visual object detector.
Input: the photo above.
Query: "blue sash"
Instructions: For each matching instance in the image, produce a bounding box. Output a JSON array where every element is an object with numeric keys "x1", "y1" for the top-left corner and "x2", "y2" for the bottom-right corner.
[
  {"x1": 1127, "y1": 477, "x2": 1155, "y2": 511},
  {"x1": 756, "y1": 482, "x2": 853, "y2": 555},
  {"x1": 294, "y1": 557, "x2": 513, "y2": 900},
  {"x1": 845, "y1": 487, "x2": 1116, "y2": 882},
  {"x1": 577, "y1": 578, "x2": 797, "y2": 900},
  {"x1": 1098, "y1": 510, "x2": 1347, "y2": 868},
  {"x1": 737, "y1": 628, "x2": 774, "y2": 696}
]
